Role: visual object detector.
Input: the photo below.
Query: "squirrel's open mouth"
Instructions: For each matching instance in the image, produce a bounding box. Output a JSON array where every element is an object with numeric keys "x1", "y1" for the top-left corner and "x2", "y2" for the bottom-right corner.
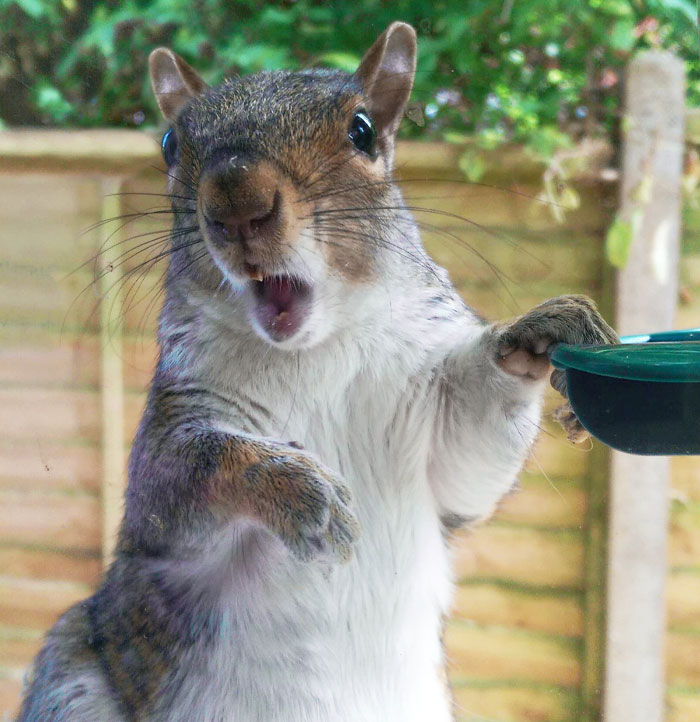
[{"x1": 249, "y1": 273, "x2": 313, "y2": 343}]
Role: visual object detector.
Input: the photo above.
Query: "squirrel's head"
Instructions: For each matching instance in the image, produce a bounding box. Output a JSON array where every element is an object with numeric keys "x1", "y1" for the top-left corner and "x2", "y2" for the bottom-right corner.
[{"x1": 149, "y1": 22, "x2": 417, "y2": 349}]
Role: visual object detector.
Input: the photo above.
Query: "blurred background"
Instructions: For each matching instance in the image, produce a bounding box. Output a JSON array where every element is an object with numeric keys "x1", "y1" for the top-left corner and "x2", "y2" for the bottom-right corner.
[{"x1": 1, "y1": 1, "x2": 700, "y2": 721}]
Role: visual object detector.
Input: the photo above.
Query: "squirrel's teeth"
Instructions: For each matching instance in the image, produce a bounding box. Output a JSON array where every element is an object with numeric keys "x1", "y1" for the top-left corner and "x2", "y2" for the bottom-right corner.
[{"x1": 245, "y1": 264, "x2": 264, "y2": 282}]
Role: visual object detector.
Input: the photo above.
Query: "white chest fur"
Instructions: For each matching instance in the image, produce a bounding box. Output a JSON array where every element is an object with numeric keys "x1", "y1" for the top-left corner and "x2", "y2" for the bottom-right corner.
[
  {"x1": 157, "y1": 419, "x2": 454, "y2": 722},
  {"x1": 150, "y1": 282, "x2": 539, "y2": 722},
  {"x1": 153, "y1": 320, "x2": 459, "y2": 721}
]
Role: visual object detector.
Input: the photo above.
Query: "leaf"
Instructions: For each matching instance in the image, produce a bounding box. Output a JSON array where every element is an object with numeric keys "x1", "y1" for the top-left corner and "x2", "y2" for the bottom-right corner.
[
  {"x1": 527, "y1": 125, "x2": 573, "y2": 161},
  {"x1": 560, "y1": 185, "x2": 581, "y2": 210},
  {"x1": 318, "y1": 52, "x2": 359, "y2": 73},
  {"x1": 458, "y1": 150, "x2": 487, "y2": 183},
  {"x1": 443, "y1": 131, "x2": 471, "y2": 144},
  {"x1": 656, "y1": 0, "x2": 698, "y2": 25},
  {"x1": 609, "y1": 19, "x2": 636, "y2": 52},
  {"x1": 632, "y1": 173, "x2": 654, "y2": 205},
  {"x1": 595, "y1": 0, "x2": 633, "y2": 17},
  {"x1": 259, "y1": 6, "x2": 295, "y2": 26},
  {"x1": 13, "y1": 0, "x2": 45, "y2": 18},
  {"x1": 543, "y1": 177, "x2": 565, "y2": 224},
  {"x1": 605, "y1": 213, "x2": 636, "y2": 268},
  {"x1": 32, "y1": 80, "x2": 73, "y2": 122}
]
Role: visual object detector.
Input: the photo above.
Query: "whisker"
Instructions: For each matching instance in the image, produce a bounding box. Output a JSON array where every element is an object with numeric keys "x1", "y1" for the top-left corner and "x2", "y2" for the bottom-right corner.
[
  {"x1": 310, "y1": 221, "x2": 446, "y2": 286},
  {"x1": 65, "y1": 233, "x2": 203, "y2": 340},
  {"x1": 90, "y1": 226, "x2": 199, "y2": 285},
  {"x1": 105, "y1": 191, "x2": 196, "y2": 204},
  {"x1": 81, "y1": 208, "x2": 193, "y2": 235},
  {"x1": 94, "y1": 236, "x2": 205, "y2": 340},
  {"x1": 65, "y1": 210, "x2": 195, "y2": 281},
  {"x1": 150, "y1": 164, "x2": 197, "y2": 195},
  {"x1": 299, "y1": 176, "x2": 562, "y2": 209},
  {"x1": 311, "y1": 203, "x2": 548, "y2": 270}
]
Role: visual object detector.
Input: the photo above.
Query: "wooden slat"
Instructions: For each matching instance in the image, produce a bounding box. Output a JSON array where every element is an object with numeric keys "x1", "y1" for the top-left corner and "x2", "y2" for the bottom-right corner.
[
  {"x1": 494, "y1": 474, "x2": 587, "y2": 529},
  {"x1": 124, "y1": 393, "x2": 147, "y2": 444},
  {"x1": 671, "y1": 457, "x2": 700, "y2": 502},
  {"x1": 0, "y1": 267, "x2": 163, "y2": 335},
  {"x1": 668, "y1": 572, "x2": 700, "y2": 629},
  {"x1": 0, "y1": 130, "x2": 160, "y2": 173},
  {"x1": 0, "y1": 388, "x2": 144, "y2": 445},
  {"x1": 526, "y1": 421, "x2": 591, "y2": 481},
  {"x1": 452, "y1": 583, "x2": 583, "y2": 637},
  {"x1": 0, "y1": 329, "x2": 157, "y2": 394},
  {"x1": 669, "y1": 506, "x2": 700, "y2": 568},
  {"x1": 0, "y1": 673, "x2": 22, "y2": 720},
  {"x1": 402, "y1": 182, "x2": 611, "y2": 235},
  {"x1": 0, "y1": 267, "x2": 99, "y2": 331},
  {"x1": 458, "y1": 283, "x2": 601, "y2": 327},
  {"x1": 666, "y1": 689, "x2": 700, "y2": 722},
  {"x1": 676, "y1": 304, "x2": 700, "y2": 330},
  {"x1": 122, "y1": 337, "x2": 158, "y2": 391},
  {"x1": 0, "y1": 335, "x2": 99, "y2": 389},
  {"x1": 453, "y1": 525, "x2": 584, "y2": 589},
  {"x1": 429, "y1": 231, "x2": 604, "y2": 288},
  {"x1": 1, "y1": 130, "x2": 615, "y2": 184},
  {"x1": 580, "y1": 420, "x2": 612, "y2": 722},
  {"x1": 99, "y1": 178, "x2": 127, "y2": 567},
  {"x1": 0, "y1": 388, "x2": 100, "y2": 443},
  {"x1": 680, "y1": 254, "x2": 700, "y2": 287},
  {"x1": 0, "y1": 547, "x2": 101, "y2": 586},
  {"x1": 452, "y1": 683, "x2": 579, "y2": 722},
  {"x1": 0, "y1": 577, "x2": 89, "y2": 631},
  {"x1": 0, "y1": 174, "x2": 100, "y2": 268},
  {"x1": 0, "y1": 635, "x2": 42, "y2": 670},
  {"x1": 0, "y1": 441, "x2": 99, "y2": 494},
  {"x1": 0, "y1": 491, "x2": 101, "y2": 551},
  {"x1": 445, "y1": 622, "x2": 581, "y2": 687},
  {"x1": 667, "y1": 632, "x2": 700, "y2": 686}
]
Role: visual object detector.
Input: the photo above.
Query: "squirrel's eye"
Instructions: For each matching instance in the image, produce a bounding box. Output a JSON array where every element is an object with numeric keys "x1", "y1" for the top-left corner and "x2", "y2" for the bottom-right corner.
[
  {"x1": 161, "y1": 128, "x2": 178, "y2": 166},
  {"x1": 348, "y1": 112, "x2": 376, "y2": 156}
]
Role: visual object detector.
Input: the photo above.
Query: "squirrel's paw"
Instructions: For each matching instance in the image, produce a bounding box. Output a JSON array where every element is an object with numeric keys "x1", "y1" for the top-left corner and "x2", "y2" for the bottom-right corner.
[
  {"x1": 245, "y1": 447, "x2": 360, "y2": 563},
  {"x1": 496, "y1": 294, "x2": 618, "y2": 385},
  {"x1": 494, "y1": 295, "x2": 618, "y2": 440},
  {"x1": 552, "y1": 402, "x2": 590, "y2": 444}
]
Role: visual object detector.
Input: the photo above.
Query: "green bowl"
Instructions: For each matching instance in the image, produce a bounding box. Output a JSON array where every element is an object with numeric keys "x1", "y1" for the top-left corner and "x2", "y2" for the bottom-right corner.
[{"x1": 551, "y1": 329, "x2": 700, "y2": 455}]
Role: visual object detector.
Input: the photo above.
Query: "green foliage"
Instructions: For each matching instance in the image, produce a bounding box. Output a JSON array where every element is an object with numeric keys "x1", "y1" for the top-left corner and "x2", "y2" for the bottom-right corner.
[
  {"x1": 605, "y1": 213, "x2": 637, "y2": 268},
  {"x1": 0, "y1": 0, "x2": 698, "y2": 153}
]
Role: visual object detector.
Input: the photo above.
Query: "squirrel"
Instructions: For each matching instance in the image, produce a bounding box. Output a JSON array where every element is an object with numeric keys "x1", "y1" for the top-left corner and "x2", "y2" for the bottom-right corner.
[{"x1": 16, "y1": 21, "x2": 618, "y2": 722}]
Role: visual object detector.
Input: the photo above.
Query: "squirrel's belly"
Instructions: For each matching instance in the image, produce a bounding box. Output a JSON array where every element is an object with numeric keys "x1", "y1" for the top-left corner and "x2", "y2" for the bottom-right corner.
[{"x1": 152, "y1": 485, "x2": 453, "y2": 722}]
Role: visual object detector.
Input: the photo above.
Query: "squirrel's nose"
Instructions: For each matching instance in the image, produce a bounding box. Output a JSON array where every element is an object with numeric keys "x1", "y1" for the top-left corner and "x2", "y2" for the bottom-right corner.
[
  {"x1": 205, "y1": 191, "x2": 280, "y2": 242},
  {"x1": 200, "y1": 157, "x2": 281, "y2": 244}
]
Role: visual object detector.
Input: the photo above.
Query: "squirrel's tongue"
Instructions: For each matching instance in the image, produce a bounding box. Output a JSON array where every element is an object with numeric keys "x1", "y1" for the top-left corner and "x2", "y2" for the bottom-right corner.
[
  {"x1": 251, "y1": 276, "x2": 312, "y2": 342},
  {"x1": 261, "y1": 276, "x2": 296, "y2": 309}
]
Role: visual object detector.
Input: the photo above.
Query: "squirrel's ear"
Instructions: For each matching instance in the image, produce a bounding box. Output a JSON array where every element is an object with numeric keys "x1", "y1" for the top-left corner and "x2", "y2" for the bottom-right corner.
[
  {"x1": 355, "y1": 22, "x2": 417, "y2": 139},
  {"x1": 149, "y1": 48, "x2": 208, "y2": 122}
]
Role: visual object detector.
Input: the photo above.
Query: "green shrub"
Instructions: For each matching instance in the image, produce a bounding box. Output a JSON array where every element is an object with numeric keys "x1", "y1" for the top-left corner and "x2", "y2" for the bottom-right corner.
[{"x1": 0, "y1": 0, "x2": 697, "y2": 154}]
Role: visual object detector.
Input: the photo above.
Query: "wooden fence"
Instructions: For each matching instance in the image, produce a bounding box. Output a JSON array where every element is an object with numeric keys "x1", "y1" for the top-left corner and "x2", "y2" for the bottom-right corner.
[{"x1": 0, "y1": 126, "x2": 698, "y2": 722}]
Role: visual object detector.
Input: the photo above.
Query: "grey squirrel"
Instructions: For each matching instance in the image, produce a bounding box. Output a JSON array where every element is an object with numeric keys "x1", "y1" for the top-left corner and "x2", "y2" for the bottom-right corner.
[{"x1": 16, "y1": 21, "x2": 617, "y2": 722}]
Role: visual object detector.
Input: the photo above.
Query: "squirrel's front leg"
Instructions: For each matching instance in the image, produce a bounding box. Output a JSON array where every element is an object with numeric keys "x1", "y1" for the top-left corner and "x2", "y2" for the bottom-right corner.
[
  {"x1": 122, "y1": 421, "x2": 359, "y2": 564},
  {"x1": 210, "y1": 435, "x2": 360, "y2": 562},
  {"x1": 429, "y1": 295, "x2": 617, "y2": 525}
]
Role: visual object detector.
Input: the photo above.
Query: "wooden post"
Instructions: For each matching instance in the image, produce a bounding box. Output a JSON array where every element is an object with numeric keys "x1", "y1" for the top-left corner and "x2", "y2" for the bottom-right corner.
[
  {"x1": 604, "y1": 52, "x2": 685, "y2": 722},
  {"x1": 581, "y1": 263, "x2": 616, "y2": 722},
  {"x1": 99, "y1": 178, "x2": 127, "y2": 567}
]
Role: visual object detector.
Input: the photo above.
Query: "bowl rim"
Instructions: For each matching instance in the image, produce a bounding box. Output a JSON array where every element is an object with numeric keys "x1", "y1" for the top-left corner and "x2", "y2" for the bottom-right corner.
[{"x1": 551, "y1": 328, "x2": 700, "y2": 383}]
